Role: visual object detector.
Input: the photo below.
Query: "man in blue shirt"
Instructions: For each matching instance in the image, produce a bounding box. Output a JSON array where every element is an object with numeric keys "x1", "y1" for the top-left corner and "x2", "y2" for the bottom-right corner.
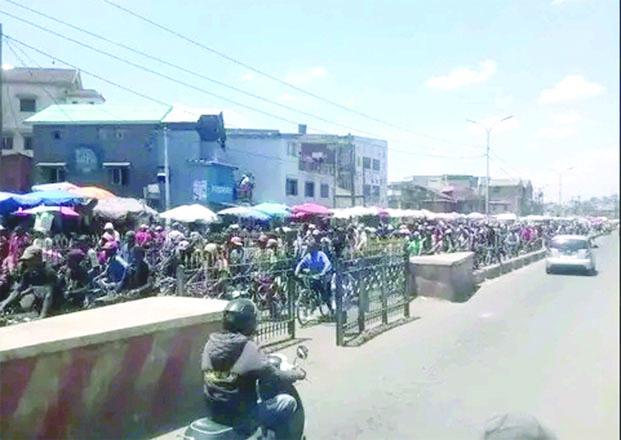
[{"x1": 294, "y1": 240, "x2": 333, "y2": 314}]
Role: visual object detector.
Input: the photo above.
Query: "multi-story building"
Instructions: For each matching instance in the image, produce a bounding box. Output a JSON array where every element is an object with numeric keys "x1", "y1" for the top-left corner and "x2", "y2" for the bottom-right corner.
[
  {"x1": 1, "y1": 67, "x2": 105, "y2": 192},
  {"x1": 389, "y1": 174, "x2": 483, "y2": 213},
  {"x1": 27, "y1": 104, "x2": 234, "y2": 210},
  {"x1": 225, "y1": 126, "x2": 388, "y2": 208},
  {"x1": 488, "y1": 179, "x2": 534, "y2": 215},
  {"x1": 26, "y1": 105, "x2": 389, "y2": 209}
]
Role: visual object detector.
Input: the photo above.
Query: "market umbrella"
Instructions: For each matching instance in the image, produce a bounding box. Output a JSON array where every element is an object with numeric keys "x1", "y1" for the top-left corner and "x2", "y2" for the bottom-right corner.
[
  {"x1": 68, "y1": 186, "x2": 115, "y2": 200},
  {"x1": 218, "y1": 206, "x2": 271, "y2": 221},
  {"x1": 93, "y1": 197, "x2": 157, "y2": 220},
  {"x1": 253, "y1": 202, "x2": 291, "y2": 218},
  {"x1": 160, "y1": 204, "x2": 219, "y2": 223},
  {"x1": 31, "y1": 182, "x2": 78, "y2": 192},
  {"x1": 20, "y1": 190, "x2": 86, "y2": 207},
  {"x1": 291, "y1": 202, "x2": 332, "y2": 216},
  {"x1": 13, "y1": 205, "x2": 80, "y2": 218}
]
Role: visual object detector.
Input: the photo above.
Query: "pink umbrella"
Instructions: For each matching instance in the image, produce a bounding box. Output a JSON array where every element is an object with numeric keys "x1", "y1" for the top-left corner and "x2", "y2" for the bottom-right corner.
[
  {"x1": 291, "y1": 202, "x2": 333, "y2": 216},
  {"x1": 13, "y1": 206, "x2": 80, "y2": 218}
]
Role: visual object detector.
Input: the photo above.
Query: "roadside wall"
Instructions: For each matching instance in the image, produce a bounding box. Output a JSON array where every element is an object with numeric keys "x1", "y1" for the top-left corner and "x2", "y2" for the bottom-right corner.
[
  {"x1": 0, "y1": 297, "x2": 227, "y2": 440},
  {"x1": 473, "y1": 249, "x2": 546, "y2": 284},
  {"x1": 409, "y1": 252, "x2": 474, "y2": 302}
]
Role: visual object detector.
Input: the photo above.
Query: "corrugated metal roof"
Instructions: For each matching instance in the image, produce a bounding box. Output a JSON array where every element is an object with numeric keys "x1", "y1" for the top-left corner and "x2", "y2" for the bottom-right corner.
[{"x1": 25, "y1": 104, "x2": 172, "y2": 125}]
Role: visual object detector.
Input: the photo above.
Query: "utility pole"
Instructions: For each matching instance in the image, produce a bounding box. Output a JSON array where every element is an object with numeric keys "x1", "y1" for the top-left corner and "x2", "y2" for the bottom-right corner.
[
  {"x1": 350, "y1": 136, "x2": 356, "y2": 207},
  {"x1": 332, "y1": 142, "x2": 337, "y2": 208},
  {"x1": 467, "y1": 115, "x2": 513, "y2": 216},
  {"x1": 557, "y1": 166, "x2": 574, "y2": 217},
  {"x1": 163, "y1": 125, "x2": 171, "y2": 221}
]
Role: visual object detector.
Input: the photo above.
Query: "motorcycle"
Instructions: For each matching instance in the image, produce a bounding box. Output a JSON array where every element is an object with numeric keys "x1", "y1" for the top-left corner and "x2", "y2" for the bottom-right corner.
[{"x1": 183, "y1": 345, "x2": 309, "y2": 440}]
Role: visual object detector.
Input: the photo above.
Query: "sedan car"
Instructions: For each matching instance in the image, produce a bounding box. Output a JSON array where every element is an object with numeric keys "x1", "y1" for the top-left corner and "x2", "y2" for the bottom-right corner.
[{"x1": 545, "y1": 235, "x2": 596, "y2": 275}]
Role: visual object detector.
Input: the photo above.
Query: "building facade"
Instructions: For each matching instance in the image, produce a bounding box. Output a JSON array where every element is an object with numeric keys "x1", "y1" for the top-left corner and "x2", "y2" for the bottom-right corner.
[
  {"x1": 224, "y1": 127, "x2": 388, "y2": 208},
  {"x1": 1, "y1": 67, "x2": 104, "y2": 192},
  {"x1": 389, "y1": 175, "x2": 483, "y2": 213},
  {"x1": 27, "y1": 105, "x2": 234, "y2": 210},
  {"x1": 488, "y1": 179, "x2": 534, "y2": 215}
]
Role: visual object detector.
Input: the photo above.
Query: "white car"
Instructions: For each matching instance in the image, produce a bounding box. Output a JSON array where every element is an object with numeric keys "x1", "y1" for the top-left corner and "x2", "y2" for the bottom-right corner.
[{"x1": 545, "y1": 235, "x2": 596, "y2": 275}]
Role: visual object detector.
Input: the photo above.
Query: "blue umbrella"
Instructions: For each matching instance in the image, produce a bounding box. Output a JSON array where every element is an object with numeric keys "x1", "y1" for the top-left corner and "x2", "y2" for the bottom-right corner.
[
  {"x1": 218, "y1": 206, "x2": 271, "y2": 221},
  {"x1": 0, "y1": 192, "x2": 40, "y2": 215},
  {"x1": 20, "y1": 190, "x2": 87, "y2": 207},
  {"x1": 253, "y1": 202, "x2": 291, "y2": 218}
]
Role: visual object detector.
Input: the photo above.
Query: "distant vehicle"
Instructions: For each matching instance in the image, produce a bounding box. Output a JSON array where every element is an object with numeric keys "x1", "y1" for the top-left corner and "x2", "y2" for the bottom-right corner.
[{"x1": 545, "y1": 235, "x2": 596, "y2": 275}]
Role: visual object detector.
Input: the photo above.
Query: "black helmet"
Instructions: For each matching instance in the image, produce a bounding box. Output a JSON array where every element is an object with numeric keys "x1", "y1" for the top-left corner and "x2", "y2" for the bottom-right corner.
[{"x1": 223, "y1": 299, "x2": 258, "y2": 336}]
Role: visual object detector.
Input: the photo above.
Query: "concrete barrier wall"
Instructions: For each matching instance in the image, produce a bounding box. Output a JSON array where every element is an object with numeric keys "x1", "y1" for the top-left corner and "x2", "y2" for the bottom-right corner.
[
  {"x1": 0, "y1": 297, "x2": 227, "y2": 440},
  {"x1": 473, "y1": 249, "x2": 547, "y2": 284},
  {"x1": 409, "y1": 252, "x2": 474, "y2": 302}
]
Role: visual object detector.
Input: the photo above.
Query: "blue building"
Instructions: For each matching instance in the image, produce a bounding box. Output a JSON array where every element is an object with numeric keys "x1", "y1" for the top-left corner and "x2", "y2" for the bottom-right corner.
[{"x1": 26, "y1": 105, "x2": 236, "y2": 210}]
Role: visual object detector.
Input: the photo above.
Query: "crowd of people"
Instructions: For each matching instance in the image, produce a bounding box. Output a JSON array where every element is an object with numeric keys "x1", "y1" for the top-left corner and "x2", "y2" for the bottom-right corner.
[{"x1": 0, "y1": 213, "x2": 614, "y2": 323}]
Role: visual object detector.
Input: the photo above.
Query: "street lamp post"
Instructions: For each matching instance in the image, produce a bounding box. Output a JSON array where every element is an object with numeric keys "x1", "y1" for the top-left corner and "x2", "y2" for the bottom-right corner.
[
  {"x1": 467, "y1": 115, "x2": 513, "y2": 216},
  {"x1": 557, "y1": 166, "x2": 574, "y2": 217}
]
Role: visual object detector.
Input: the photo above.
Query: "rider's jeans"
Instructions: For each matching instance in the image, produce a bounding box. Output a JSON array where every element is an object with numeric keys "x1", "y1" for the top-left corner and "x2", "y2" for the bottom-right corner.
[
  {"x1": 310, "y1": 277, "x2": 332, "y2": 310},
  {"x1": 254, "y1": 393, "x2": 297, "y2": 439}
]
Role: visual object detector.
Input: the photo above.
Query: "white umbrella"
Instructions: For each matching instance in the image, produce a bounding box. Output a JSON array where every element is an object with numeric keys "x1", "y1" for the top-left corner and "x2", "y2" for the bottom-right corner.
[
  {"x1": 93, "y1": 197, "x2": 157, "y2": 220},
  {"x1": 160, "y1": 204, "x2": 219, "y2": 223},
  {"x1": 495, "y1": 213, "x2": 517, "y2": 221},
  {"x1": 32, "y1": 182, "x2": 78, "y2": 192}
]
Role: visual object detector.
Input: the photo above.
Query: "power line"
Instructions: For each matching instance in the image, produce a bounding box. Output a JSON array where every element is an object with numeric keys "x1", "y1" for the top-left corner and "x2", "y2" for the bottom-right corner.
[
  {"x1": 1, "y1": 26, "x2": 481, "y2": 160},
  {"x1": 0, "y1": 8, "x2": 482, "y2": 158},
  {"x1": 99, "y1": 0, "x2": 482, "y2": 150},
  {"x1": 488, "y1": 155, "x2": 516, "y2": 180},
  {"x1": 3, "y1": 0, "x2": 452, "y2": 151},
  {"x1": 4, "y1": 38, "x2": 74, "y2": 122}
]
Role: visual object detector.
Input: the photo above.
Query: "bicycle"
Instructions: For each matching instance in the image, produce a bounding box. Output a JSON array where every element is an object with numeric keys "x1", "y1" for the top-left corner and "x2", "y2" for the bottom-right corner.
[{"x1": 294, "y1": 270, "x2": 330, "y2": 325}]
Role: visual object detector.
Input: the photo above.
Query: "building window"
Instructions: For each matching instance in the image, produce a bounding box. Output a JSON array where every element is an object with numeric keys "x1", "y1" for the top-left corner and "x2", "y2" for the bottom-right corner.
[
  {"x1": 363, "y1": 184, "x2": 371, "y2": 197},
  {"x1": 2, "y1": 135, "x2": 14, "y2": 150},
  {"x1": 320, "y1": 183, "x2": 329, "y2": 198},
  {"x1": 372, "y1": 159, "x2": 380, "y2": 171},
  {"x1": 20, "y1": 98, "x2": 36, "y2": 113},
  {"x1": 363, "y1": 157, "x2": 371, "y2": 169},
  {"x1": 109, "y1": 168, "x2": 129, "y2": 186},
  {"x1": 372, "y1": 185, "x2": 380, "y2": 197},
  {"x1": 45, "y1": 167, "x2": 65, "y2": 183},
  {"x1": 305, "y1": 181, "x2": 315, "y2": 198},
  {"x1": 24, "y1": 136, "x2": 34, "y2": 150},
  {"x1": 287, "y1": 143, "x2": 298, "y2": 157},
  {"x1": 286, "y1": 178, "x2": 298, "y2": 196},
  {"x1": 52, "y1": 130, "x2": 62, "y2": 140}
]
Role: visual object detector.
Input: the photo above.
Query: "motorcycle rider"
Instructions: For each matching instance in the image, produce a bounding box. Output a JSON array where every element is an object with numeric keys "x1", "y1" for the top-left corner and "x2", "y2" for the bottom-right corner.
[{"x1": 202, "y1": 299, "x2": 306, "y2": 439}]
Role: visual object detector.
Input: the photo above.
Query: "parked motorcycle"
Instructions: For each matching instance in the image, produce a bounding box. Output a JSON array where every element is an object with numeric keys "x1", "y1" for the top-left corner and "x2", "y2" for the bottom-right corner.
[{"x1": 183, "y1": 345, "x2": 309, "y2": 440}]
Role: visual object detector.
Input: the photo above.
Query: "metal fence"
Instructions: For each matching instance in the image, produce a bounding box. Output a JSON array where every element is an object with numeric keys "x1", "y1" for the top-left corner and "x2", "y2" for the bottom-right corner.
[
  {"x1": 334, "y1": 239, "x2": 411, "y2": 346},
  {"x1": 176, "y1": 252, "x2": 297, "y2": 345}
]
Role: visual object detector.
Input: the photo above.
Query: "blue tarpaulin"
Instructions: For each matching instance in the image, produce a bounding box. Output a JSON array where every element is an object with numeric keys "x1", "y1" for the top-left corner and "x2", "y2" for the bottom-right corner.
[
  {"x1": 0, "y1": 190, "x2": 87, "y2": 215},
  {"x1": 19, "y1": 190, "x2": 86, "y2": 206}
]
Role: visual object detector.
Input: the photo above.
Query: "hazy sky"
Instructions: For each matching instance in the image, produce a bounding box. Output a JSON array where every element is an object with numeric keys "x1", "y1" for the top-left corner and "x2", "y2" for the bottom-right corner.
[{"x1": 1, "y1": 0, "x2": 618, "y2": 201}]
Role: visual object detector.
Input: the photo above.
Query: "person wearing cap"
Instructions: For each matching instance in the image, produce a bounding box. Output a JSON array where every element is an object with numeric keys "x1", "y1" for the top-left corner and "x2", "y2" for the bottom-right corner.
[
  {"x1": 0, "y1": 246, "x2": 62, "y2": 318},
  {"x1": 100, "y1": 222, "x2": 120, "y2": 248}
]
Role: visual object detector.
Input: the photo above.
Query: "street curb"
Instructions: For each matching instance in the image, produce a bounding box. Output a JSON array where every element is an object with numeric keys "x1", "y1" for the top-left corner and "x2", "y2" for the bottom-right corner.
[{"x1": 474, "y1": 249, "x2": 546, "y2": 284}]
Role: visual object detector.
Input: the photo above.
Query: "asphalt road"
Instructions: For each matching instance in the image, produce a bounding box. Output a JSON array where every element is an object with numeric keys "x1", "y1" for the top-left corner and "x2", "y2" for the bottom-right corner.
[{"x1": 156, "y1": 231, "x2": 619, "y2": 440}]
